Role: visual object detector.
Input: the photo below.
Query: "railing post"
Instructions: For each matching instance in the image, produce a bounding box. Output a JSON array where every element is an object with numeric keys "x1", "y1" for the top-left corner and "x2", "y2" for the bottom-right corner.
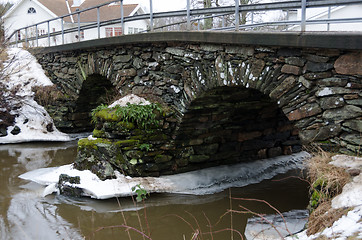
[
  {"x1": 16, "y1": 31, "x2": 18, "y2": 47},
  {"x1": 47, "y1": 21, "x2": 50, "y2": 46},
  {"x1": 327, "y1": 6, "x2": 331, "y2": 31},
  {"x1": 150, "y1": 0, "x2": 154, "y2": 31},
  {"x1": 235, "y1": 0, "x2": 239, "y2": 31},
  {"x1": 120, "y1": 0, "x2": 124, "y2": 35},
  {"x1": 187, "y1": 0, "x2": 191, "y2": 30},
  {"x1": 25, "y1": 27, "x2": 28, "y2": 45},
  {"x1": 35, "y1": 25, "x2": 38, "y2": 47},
  {"x1": 77, "y1": 9, "x2": 81, "y2": 41},
  {"x1": 301, "y1": 0, "x2": 307, "y2": 32},
  {"x1": 97, "y1": 7, "x2": 100, "y2": 38},
  {"x1": 61, "y1": 17, "x2": 65, "y2": 44}
]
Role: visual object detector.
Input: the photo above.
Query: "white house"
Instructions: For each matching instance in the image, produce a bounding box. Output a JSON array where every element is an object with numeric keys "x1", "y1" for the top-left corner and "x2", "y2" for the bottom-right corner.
[
  {"x1": 286, "y1": 4, "x2": 362, "y2": 31},
  {"x1": 3, "y1": 0, "x2": 148, "y2": 46}
]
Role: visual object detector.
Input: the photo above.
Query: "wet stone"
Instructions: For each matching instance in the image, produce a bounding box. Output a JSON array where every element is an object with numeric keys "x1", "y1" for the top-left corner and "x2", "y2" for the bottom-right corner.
[
  {"x1": 10, "y1": 126, "x2": 21, "y2": 135},
  {"x1": 320, "y1": 96, "x2": 345, "y2": 110}
]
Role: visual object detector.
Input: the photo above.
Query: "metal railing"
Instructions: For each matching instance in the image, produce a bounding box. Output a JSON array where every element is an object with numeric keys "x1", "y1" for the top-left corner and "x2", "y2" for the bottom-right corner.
[{"x1": 7, "y1": 0, "x2": 362, "y2": 47}]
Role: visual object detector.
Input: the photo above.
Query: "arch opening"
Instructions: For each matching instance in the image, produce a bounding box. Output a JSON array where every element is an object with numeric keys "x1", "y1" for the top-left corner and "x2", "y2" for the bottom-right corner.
[
  {"x1": 71, "y1": 74, "x2": 117, "y2": 132},
  {"x1": 176, "y1": 86, "x2": 302, "y2": 171}
]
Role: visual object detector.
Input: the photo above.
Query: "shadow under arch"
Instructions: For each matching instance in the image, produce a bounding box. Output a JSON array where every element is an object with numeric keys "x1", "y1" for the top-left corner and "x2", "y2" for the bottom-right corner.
[
  {"x1": 71, "y1": 74, "x2": 117, "y2": 132},
  {"x1": 175, "y1": 86, "x2": 302, "y2": 172}
]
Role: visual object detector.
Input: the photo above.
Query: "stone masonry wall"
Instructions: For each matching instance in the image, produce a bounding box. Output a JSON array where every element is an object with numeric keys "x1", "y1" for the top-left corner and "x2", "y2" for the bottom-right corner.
[{"x1": 33, "y1": 41, "x2": 362, "y2": 176}]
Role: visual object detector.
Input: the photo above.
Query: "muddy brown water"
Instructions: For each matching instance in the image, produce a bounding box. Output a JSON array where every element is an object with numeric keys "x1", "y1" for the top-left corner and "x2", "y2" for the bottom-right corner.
[{"x1": 0, "y1": 141, "x2": 309, "y2": 240}]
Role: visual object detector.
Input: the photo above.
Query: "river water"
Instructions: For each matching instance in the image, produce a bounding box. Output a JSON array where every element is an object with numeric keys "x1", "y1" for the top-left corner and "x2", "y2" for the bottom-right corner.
[{"x1": 0, "y1": 141, "x2": 309, "y2": 240}]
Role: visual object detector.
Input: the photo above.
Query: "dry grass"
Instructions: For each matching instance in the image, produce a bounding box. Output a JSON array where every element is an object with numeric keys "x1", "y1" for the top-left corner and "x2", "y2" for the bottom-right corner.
[
  {"x1": 307, "y1": 201, "x2": 350, "y2": 235},
  {"x1": 307, "y1": 149, "x2": 351, "y2": 199},
  {"x1": 306, "y1": 148, "x2": 352, "y2": 235},
  {"x1": 32, "y1": 85, "x2": 66, "y2": 106}
]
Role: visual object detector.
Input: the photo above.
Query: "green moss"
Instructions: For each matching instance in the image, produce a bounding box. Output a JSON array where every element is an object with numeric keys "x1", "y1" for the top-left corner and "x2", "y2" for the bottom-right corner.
[
  {"x1": 91, "y1": 102, "x2": 163, "y2": 129},
  {"x1": 117, "y1": 121, "x2": 135, "y2": 130},
  {"x1": 115, "y1": 139, "x2": 140, "y2": 148},
  {"x1": 78, "y1": 138, "x2": 112, "y2": 151},
  {"x1": 148, "y1": 134, "x2": 168, "y2": 141},
  {"x1": 95, "y1": 109, "x2": 120, "y2": 122},
  {"x1": 92, "y1": 129, "x2": 105, "y2": 138}
]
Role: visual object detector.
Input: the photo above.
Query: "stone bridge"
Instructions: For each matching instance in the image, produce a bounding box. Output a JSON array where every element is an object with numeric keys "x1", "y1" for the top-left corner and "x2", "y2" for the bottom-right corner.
[{"x1": 31, "y1": 31, "x2": 362, "y2": 177}]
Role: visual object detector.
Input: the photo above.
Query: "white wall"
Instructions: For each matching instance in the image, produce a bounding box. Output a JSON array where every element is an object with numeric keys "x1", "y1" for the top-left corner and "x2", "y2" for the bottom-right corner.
[
  {"x1": 82, "y1": 20, "x2": 148, "y2": 41},
  {"x1": 4, "y1": 0, "x2": 62, "y2": 46},
  {"x1": 292, "y1": 5, "x2": 362, "y2": 31}
]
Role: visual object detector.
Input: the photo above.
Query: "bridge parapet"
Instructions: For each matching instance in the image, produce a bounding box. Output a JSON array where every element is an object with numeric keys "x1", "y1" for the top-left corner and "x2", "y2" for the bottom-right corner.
[{"x1": 32, "y1": 32, "x2": 362, "y2": 177}]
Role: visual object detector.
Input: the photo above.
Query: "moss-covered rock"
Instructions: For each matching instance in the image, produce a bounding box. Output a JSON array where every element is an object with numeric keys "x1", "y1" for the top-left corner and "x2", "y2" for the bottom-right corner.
[
  {"x1": 154, "y1": 154, "x2": 173, "y2": 163},
  {"x1": 77, "y1": 137, "x2": 112, "y2": 151}
]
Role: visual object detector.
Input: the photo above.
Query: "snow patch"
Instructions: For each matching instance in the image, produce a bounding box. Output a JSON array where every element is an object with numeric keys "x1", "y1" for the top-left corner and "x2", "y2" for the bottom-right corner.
[
  {"x1": 1, "y1": 48, "x2": 70, "y2": 144},
  {"x1": 317, "y1": 87, "x2": 333, "y2": 97},
  {"x1": 108, "y1": 94, "x2": 151, "y2": 108}
]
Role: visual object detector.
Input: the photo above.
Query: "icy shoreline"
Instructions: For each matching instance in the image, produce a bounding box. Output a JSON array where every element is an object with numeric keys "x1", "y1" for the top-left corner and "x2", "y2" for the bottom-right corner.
[{"x1": 19, "y1": 151, "x2": 311, "y2": 199}]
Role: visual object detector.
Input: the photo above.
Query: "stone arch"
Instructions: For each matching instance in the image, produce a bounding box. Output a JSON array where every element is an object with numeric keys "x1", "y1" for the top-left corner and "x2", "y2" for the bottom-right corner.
[
  {"x1": 72, "y1": 74, "x2": 116, "y2": 131},
  {"x1": 171, "y1": 55, "x2": 306, "y2": 170}
]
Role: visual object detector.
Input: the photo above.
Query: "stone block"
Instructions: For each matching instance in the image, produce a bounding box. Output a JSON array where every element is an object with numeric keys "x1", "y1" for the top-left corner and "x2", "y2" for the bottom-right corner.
[
  {"x1": 269, "y1": 76, "x2": 297, "y2": 99},
  {"x1": 281, "y1": 64, "x2": 301, "y2": 75},
  {"x1": 238, "y1": 131, "x2": 262, "y2": 142},
  {"x1": 317, "y1": 77, "x2": 347, "y2": 87},
  {"x1": 286, "y1": 103, "x2": 322, "y2": 121},
  {"x1": 113, "y1": 55, "x2": 132, "y2": 63},
  {"x1": 268, "y1": 147, "x2": 282, "y2": 158},
  {"x1": 118, "y1": 68, "x2": 136, "y2": 77},
  {"x1": 323, "y1": 105, "x2": 362, "y2": 121},
  {"x1": 189, "y1": 155, "x2": 210, "y2": 163},
  {"x1": 165, "y1": 47, "x2": 185, "y2": 56},
  {"x1": 334, "y1": 52, "x2": 362, "y2": 75},
  {"x1": 305, "y1": 62, "x2": 334, "y2": 72},
  {"x1": 154, "y1": 154, "x2": 173, "y2": 164},
  {"x1": 342, "y1": 120, "x2": 362, "y2": 132},
  {"x1": 285, "y1": 57, "x2": 306, "y2": 67},
  {"x1": 320, "y1": 96, "x2": 345, "y2": 110},
  {"x1": 305, "y1": 54, "x2": 329, "y2": 63},
  {"x1": 193, "y1": 143, "x2": 219, "y2": 155}
]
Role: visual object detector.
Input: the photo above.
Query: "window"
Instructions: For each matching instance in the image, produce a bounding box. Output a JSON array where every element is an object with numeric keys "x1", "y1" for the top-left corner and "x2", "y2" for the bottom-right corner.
[
  {"x1": 114, "y1": 27, "x2": 122, "y2": 36},
  {"x1": 28, "y1": 7, "x2": 36, "y2": 14},
  {"x1": 128, "y1": 27, "x2": 142, "y2": 34},
  {"x1": 38, "y1": 29, "x2": 45, "y2": 35},
  {"x1": 106, "y1": 27, "x2": 122, "y2": 37},
  {"x1": 105, "y1": 27, "x2": 113, "y2": 37}
]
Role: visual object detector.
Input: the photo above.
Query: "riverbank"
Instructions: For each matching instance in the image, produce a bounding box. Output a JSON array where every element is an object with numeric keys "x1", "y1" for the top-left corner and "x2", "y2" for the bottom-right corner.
[
  {"x1": 0, "y1": 47, "x2": 70, "y2": 143},
  {"x1": 289, "y1": 152, "x2": 362, "y2": 240}
]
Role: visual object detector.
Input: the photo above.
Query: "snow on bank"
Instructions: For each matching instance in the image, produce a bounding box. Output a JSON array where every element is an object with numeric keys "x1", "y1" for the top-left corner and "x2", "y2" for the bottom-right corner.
[
  {"x1": 1, "y1": 47, "x2": 70, "y2": 144},
  {"x1": 19, "y1": 151, "x2": 310, "y2": 199},
  {"x1": 287, "y1": 155, "x2": 362, "y2": 240},
  {"x1": 109, "y1": 94, "x2": 151, "y2": 107}
]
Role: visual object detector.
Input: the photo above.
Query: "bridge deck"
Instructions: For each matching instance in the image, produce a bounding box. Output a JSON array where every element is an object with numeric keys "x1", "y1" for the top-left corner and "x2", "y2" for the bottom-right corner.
[{"x1": 31, "y1": 31, "x2": 362, "y2": 54}]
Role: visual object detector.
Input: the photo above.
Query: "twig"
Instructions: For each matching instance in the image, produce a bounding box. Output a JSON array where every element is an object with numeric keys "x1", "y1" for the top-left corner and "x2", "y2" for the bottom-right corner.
[
  {"x1": 186, "y1": 211, "x2": 203, "y2": 240},
  {"x1": 116, "y1": 197, "x2": 132, "y2": 240},
  {"x1": 202, "y1": 212, "x2": 214, "y2": 240},
  {"x1": 232, "y1": 197, "x2": 292, "y2": 237},
  {"x1": 91, "y1": 225, "x2": 152, "y2": 239},
  {"x1": 229, "y1": 188, "x2": 234, "y2": 240}
]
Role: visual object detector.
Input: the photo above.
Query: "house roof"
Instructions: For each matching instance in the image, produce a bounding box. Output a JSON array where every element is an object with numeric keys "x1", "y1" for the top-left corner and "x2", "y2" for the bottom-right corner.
[{"x1": 5, "y1": 0, "x2": 140, "y2": 23}]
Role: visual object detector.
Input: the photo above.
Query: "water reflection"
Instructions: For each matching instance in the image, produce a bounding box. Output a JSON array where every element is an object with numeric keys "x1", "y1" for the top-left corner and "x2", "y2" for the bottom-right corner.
[{"x1": 0, "y1": 141, "x2": 309, "y2": 240}]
